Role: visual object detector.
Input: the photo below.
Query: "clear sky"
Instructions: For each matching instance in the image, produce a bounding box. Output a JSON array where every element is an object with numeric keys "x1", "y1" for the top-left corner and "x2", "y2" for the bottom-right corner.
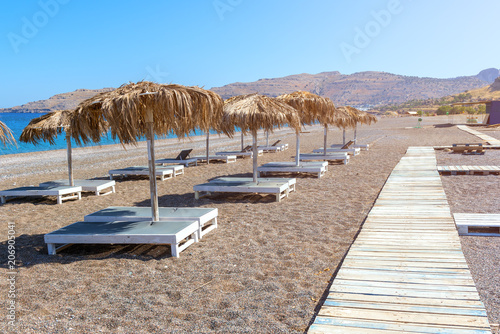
[{"x1": 1, "y1": 0, "x2": 499, "y2": 108}]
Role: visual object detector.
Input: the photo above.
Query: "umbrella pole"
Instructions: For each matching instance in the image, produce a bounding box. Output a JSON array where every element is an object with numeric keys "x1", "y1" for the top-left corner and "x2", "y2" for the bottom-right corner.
[
  {"x1": 241, "y1": 132, "x2": 244, "y2": 151},
  {"x1": 343, "y1": 129, "x2": 346, "y2": 145},
  {"x1": 206, "y1": 132, "x2": 210, "y2": 165},
  {"x1": 323, "y1": 124, "x2": 328, "y2": 156},
  {"x1": 146, "y1": 110, "x2": 159, "y2": 222},
  {"x1": 354, "y1": 124, "x2": 357, "y2": 144},
  {"x1": 252, "y1": 132, "x2": 258, "y2": 183},
  {"x1": 295, "y1": 131, "x2": 300, "y2": 166},
  {"x1": 266, "y1": 131, "x2": 269, "y2": 146},
  {"x1": 66, "y1": 133, "x2": 74, "y2": 186}
]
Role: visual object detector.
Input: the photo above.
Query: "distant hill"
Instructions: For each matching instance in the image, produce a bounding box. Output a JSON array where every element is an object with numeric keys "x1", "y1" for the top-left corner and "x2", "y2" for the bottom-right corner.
[
  {"x1": 1, "y1": 68, "x2": 498, "y2": 114},
  {"x1": 476, "y1": 68, "x2": 500, "y2": 83},
  {"x1": 460, "y1": 76, "x2": 500, "y2": 100},
  {"x1": 211, "y1": 69, "x2": 498, "y2": 106},
  {"x1": 0, "y1": 88, "x2": 114, "y2": 113},
  {"x1": 372, "y1": 76, "x2": 500, "y2": 115}
]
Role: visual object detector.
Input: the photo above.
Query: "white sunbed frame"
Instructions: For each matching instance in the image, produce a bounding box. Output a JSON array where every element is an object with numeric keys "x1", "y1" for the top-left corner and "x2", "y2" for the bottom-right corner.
[
  {"x1": 299, "y1": 153, "x2": 350, "y2": 165},
  {"x1": 331, "y1": 143, "x2": 370, "y2": 151},
  {"x1": 39, "y1": 179, "x2": 116, "y2": 196},
  {"x1": 454, "y1": 213, "x2": 500, "y2": 236},
  {"x1": 84, "y1": 206, "x2": 218, "y2": 240},
  {"x1": 155, "y1": 158, "x2": 198, "y2": 167},
  {"x1": 258, "y1": 143, "x2": 288, "y2": 153},
  {"x1": 258, "y1": 146, "x2": 282, "y2": 153},
  {"x1": 313, "y1": 147, "x2": 361, "y2": 156},
  {"x1": 44, "y1": 219, "x2": 199, "y2": 257},
  {"x1": 109, "y1": 165, "x2": 184, "y2": 181},
  {"x1": 215, "y1": 150, "x2": 264, "y2": 158},
  {"x1": 191, "y1": 155, "x2": 237, "y2": 163},
  {"x1": 258, "y1": 161, "x2": 328, "y2": 178},
  {"x1": 193, "y1": 177, "x2": 296, "y2": 202},
  {"x1": 0, "y1": 185, "x2": 82, "y2": 205}
]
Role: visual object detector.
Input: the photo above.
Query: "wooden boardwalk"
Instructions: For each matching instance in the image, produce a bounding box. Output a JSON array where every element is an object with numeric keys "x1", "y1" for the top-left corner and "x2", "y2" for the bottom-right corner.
[
  {"x1": 309, "y1": 146, "x2": 492, "y2": 333},
  {"x1": 438, "y1": 166, "x2": 500, "y2": 175},
  {"x1": 457, "y1": 125, "x2": 500, "y2": 146}
]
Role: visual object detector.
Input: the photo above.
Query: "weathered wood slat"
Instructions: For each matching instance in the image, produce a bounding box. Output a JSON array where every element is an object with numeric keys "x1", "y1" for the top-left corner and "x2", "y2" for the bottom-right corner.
[
  {"x1": 310, "y1": 318, "x2": 491, "y2": 334},
  {"x1": 327, "y1": 292, "x2": 487, "y2": 308},
  {"x1": 334, "y1": 278, "x2": 477, "y2": 291},
  {"x1": 438, "y1": 165, "x2": 500, "y2": 175},
  {"x1": 318, "y1": 306, "x2": 490, "y2": 328}
]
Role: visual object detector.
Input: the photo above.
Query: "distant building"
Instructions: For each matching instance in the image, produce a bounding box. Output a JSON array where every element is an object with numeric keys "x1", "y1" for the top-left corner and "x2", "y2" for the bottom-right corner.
[
  {"x1": 486, "y1": 101, "x2": 500, "y2": 125},
  {"x1": 452, "y1": 101, "x2": 500, "y2": 125}
]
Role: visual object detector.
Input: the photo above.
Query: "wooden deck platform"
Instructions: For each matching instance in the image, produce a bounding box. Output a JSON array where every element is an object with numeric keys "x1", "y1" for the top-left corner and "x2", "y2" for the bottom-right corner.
[
  {"x1": 309, "y1": 146, "x2": 492, "y2": 333},
  {"x1": 108, "y1": 165, "x2": 184, "y2": 181},
  {"x1": 84, "y1": 206, "x2": 218, "y2": 240},
  {"x1": 257, "y1": 161, "x2": 328, "y2": 178},
  {"x1": 0, "y1": 185, "x2": 82, "y2": 205},
  {"x1": 193, "y1": 177, "x2": 295, "y2": 202},
  {"x1": 454, "y1": 213, "x2": 500, "y2": 237},
  {"x1": 299, "y1": 153, "x2": 350, "y2": 165},
  {"x1": 40, "y1": 179, "x2": 116, "y2": 196},
  {"x1": 45, "y1": 220, "x2": 199, "y2": 257},
  {"x1": 191, "y1": 155, "x2": 237, "y2": 163},
  {"x1": 438, "y1": 166, "x2": 500, "y2": 175}
]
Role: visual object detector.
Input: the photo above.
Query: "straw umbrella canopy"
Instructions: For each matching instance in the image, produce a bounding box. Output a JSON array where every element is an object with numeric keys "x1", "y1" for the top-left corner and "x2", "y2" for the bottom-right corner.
[
  {"x1": 343, "y1": 106, "x2": 377, "y2": 144},
  {"x1": 0, "y1": 120, "x2": 16, "y2": 147},
  {"x1": 277, "y1": 91, "x2": 354, "y2": 160},
  {"x1": 222, "y1": 93, "x2": 301, "y2": 182},
  {"x1": 70, "y1": 81, "x2": 228, "y2": 222},
  {"x1": 19, "y1": 110, "x2": 77, "y2": 185}
]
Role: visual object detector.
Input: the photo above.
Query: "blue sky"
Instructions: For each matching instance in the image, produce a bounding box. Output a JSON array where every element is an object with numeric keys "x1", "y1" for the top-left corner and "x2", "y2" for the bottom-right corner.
[{"x1": 1, "y1": 0, "x2": 499, "y2": 108}]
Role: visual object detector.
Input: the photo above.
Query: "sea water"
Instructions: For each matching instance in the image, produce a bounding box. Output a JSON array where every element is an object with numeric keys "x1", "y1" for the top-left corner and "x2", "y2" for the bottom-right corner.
[{"x1": 0, "y1": 113, "x2": 214, "y2": 156}]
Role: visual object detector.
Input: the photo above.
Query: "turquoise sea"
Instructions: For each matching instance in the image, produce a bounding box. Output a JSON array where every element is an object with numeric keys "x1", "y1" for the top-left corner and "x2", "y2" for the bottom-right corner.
[{"x1": 0, "y1": 113, "x2": 214, "y2": 156}]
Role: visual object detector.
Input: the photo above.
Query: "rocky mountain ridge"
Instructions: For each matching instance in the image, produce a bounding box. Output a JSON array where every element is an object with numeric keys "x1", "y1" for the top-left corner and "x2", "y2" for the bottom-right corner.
[{"x1": 1, "y1": 68, "x2": 498, "y2": 113}]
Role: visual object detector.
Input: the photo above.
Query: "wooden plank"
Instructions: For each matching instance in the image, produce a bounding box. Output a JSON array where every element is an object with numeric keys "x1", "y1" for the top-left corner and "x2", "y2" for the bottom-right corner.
[
  {"x1": 327, "y1": 292, "x2": 487, "y2": 308},
  {"x1": 310, "y1": 318, "x2": 491, "y2": 334},
  {"x1": 323, "y1": 300, "x2": 487, "y2": 317},
  {"x1": 342, "y1": 262, "x2": 472, "y2": 273},
  {"x1": 334, "y1": 277, "x2": 477, "y2": 291},
  {"x1": 318, "y1": 306, "x2": 490, "y2": 328}
]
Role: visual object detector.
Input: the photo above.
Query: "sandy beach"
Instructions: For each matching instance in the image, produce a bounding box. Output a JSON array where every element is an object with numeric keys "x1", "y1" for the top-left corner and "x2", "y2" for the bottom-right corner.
[{"x1": 1, "y1": 115, "x2": 499, "y2": 333}]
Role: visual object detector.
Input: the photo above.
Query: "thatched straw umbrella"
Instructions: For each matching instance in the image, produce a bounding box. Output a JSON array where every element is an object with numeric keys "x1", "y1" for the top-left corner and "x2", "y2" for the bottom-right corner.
[
  {"x1": 277, "y1": 91, "x2": 353, "y2": 161},
  {"x1": 222, "y1": 93, "x2": 301, "y2": 182},
  {"x1": 70, "y1": 81, "x2": 228, "y2": 222},
  {"x1": 19, "y1": 110, "x2": 76, "y2": 185},
  {"x1": 0, "y1": 120, "x2": 16, "y2": 147},
  {"x1": 343, "y1": 106, "x2": 377, "y2": 144}
]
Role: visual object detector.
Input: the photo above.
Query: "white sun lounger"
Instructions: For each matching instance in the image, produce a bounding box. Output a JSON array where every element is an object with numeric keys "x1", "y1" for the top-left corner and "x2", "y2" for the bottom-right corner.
[
  {"x1": 258, "y1": 161, "x2": 328, "y2": 178},
  {"x1": 84, "y1": 206, "x2": 218, "y2": 240},
  {"x1": 299, "y1": 153, "x2": 349, "y2": 165},
  {"x1": 258, "y1": 145, "x2": 282, "y2": 153},
  {"x1": 215, "y1": 150, "x2": 263, "y2": 158},
  {"x1": 453, "y1": 213, "x2": 500, "y2": 236},
  {"x1": 155, "y1": 158, "x2": 198, "y2": 167},
  {"x1": 331, "y1": 143, "x2": 370, "y2": 151},
  {"x1": 193, "y1": 177, "x2": 296, "y2": 202},
  {"x1": 0, "y1": 185, "x2": 82, "y2": 205},
  {"x1": 39, "y1": 179, "x2": 116, "y2": 196},
  {"x1": 313, "y1": 147, "x2": 361, "y2": 156},
  {"x1": 44, "y1": 219, "x2": 199, "y2": 257},
  {"x1": 156, "y1": 149, "x2": 197, "y2": 167},
  {"x1": 191, "y1": 155, "x2": 237, "y2": 163},
  {"x1": 108, "y1": 165, "x2": 184, "y2": 181},
  {"x1": 213, "y1": 177, "x2": 296, "y2": 192}
]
